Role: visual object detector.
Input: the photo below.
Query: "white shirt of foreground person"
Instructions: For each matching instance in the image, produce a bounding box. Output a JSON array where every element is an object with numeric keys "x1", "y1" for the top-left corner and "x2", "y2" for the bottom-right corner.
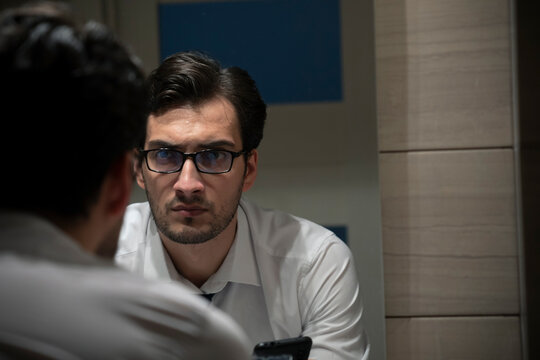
[
  {"x1": 0, "y1": 213, "x2": 252, "y2": 360},
  {"x1": 116, "y1": 198, "x2": 370, "y2": 360}
]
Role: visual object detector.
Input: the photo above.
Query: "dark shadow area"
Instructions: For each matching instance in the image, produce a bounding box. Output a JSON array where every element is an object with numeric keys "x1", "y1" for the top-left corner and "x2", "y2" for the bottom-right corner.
[{"x1": 516, "y1": 1, "x2": 540, "y2": 359}]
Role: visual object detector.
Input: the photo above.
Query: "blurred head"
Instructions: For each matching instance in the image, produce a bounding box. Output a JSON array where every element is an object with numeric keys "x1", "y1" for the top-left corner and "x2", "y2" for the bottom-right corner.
[{"x1": 0, "y1": 2, "x2": 147, "y2": 221}]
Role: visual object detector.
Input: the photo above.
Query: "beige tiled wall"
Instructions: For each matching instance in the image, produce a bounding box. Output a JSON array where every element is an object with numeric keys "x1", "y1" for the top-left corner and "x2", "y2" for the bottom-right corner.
[
  {"x1": 376, "y1": 0, "x2": 513, "y2": 152},
  {"x1": 381, "y1": 150, "x2": 519, "y2": 316},
  {"x1": 375, "y1": 0, "x2": 522, "y2": 358},
  {"x1": 386, "y1": 317, "x2": 521, "y2": 360}
]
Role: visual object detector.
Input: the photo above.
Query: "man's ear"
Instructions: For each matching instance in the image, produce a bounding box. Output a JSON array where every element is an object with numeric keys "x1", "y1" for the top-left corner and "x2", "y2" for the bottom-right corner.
[
  {"x1": 103, "y1": 152, "x2": 134, "y2": 217},
  {"x1": 133, "y1": 153, "x2": 146, "y2": 190},
  {"x1": 242, "y1": 149, "x2": 258, "y2": 192}
]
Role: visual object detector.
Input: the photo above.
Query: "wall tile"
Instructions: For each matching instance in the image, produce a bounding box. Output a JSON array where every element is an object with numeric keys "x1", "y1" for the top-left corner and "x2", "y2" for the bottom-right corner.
[
  {"x1": 380, "y1": 149, "x2": 519, "y2": 315},
  {"x1": 386, "y1": 316, "x2": 522, "y2": 360},
  {"x1": 376, "y1": 0, "x2": 513, "y2": 151}
]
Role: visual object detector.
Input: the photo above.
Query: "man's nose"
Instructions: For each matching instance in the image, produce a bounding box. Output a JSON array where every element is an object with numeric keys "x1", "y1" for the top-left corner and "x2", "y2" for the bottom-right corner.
[{"x1": 172, "y1": 158, "x2": 204, "y2": 195}]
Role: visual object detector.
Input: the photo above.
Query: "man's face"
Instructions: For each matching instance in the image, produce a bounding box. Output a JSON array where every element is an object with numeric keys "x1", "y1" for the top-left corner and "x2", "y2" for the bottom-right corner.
[{"x1": 136, "y1": 97, "x2": 257, "y2": 245}]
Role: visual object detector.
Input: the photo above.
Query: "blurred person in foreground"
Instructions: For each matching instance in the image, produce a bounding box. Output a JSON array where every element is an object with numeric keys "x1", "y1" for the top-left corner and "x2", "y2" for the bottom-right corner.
[
  {"x1": 0, "y1": 2, "x2": 251, "y2": 359},
  {"x1": 115, "y1": 51, "x2": 370, "y2": 360}
]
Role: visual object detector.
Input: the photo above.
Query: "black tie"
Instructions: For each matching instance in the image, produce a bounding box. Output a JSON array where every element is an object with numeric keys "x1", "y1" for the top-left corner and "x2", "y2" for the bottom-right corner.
[{"x1": 200, "y1": 292, "x2": 215, "y2": 302}]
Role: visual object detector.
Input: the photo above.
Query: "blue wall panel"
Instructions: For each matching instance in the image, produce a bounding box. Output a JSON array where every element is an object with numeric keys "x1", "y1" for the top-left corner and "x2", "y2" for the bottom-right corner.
[
  {"x1": 325, "y1": 225, "x2": 348, "y2": 244},
  {"x1": 159, "y1": 0, "x2": 342, "y2": 104}
]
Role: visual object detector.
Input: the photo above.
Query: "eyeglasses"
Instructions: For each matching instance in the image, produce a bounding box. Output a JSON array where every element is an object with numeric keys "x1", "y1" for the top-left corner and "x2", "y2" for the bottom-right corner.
[{"x1": 140, "y1": 148, "x2": 246, "y2": 174}]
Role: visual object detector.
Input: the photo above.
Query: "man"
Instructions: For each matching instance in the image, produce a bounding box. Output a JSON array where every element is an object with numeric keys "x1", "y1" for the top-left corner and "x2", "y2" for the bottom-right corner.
[
  {"x1": 116, "y1": 51, "x2": 370, "y2": 360},
  {"x1": 0, "y1": 3, "x2": 251, "y2": 359}
]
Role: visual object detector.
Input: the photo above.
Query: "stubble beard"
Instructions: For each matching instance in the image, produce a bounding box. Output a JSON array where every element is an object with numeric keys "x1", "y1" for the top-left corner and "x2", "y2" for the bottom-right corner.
[{"x1": 145, "y1": 187, "x2": 243, "y2": 245}]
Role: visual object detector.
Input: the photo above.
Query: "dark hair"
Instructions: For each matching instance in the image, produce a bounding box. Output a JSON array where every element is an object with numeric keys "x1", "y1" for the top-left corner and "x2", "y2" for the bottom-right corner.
[
  {"x1": 0, "y1": 2, "x2": 147, "y2": 218},
  {"x1": 147, "y1": 51, "x2": 267, "y2": 152}
]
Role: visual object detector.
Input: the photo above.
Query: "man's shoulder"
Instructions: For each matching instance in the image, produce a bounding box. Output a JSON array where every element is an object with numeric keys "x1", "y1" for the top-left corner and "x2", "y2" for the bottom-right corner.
[
  {"x1": 93, "y1": 265, "x2": 205, "y2": 311},
  {"x1": 0, "y1": 255, "x2": 250, "y2": 359},
  {"x1": 97, "y1": 268, "x2": 252, "y2": 358},
  {"x1": 124, "y1": 201, "x2": 152, "y2": 225},
  {"x1": 117, "y1": 202, "x2": 152, "y2": 255},
  {"x1": 239, "y1": 198, "x2": 346, "y2": 259}
]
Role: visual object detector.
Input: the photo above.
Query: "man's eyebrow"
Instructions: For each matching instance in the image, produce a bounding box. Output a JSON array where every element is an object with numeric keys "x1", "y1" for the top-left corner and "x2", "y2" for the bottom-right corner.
[
  {"x1": 145, "y1": 139, "x2": 237, "y2": 150},
  {"x1": 146, "y1": 140, "x2": 175, "y2": 149},
  {"x1": 200, "y1": 140, "x2": 236, "y2": 149}
]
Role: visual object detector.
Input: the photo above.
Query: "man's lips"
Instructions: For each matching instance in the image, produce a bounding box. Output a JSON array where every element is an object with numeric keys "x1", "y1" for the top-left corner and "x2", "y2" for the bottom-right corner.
[{"x1": 171, "y1": 205, "x2": 207, "y2": 217}]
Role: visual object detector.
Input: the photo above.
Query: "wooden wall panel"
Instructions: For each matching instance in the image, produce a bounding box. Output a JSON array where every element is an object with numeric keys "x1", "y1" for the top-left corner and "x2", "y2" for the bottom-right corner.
[
  {"x1": 386, "y1": 316, "x2": 522, "y2": 360},
  {"x1": 375, "y1": 0, "x2": 513, "y2": 151},
  {"x1": 380, "y1": 149, "x2": 519, "y2": 316}
]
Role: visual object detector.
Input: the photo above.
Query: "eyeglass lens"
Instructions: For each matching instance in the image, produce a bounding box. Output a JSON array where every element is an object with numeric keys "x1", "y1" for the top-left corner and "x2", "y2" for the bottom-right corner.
[{"x1": 147, "y1": 149, "x2": 233, "y2": 173}]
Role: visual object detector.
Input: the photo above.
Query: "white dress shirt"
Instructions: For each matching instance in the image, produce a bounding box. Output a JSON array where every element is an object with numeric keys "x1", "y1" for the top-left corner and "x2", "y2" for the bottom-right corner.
[
  {"x1": 116, "y1": 198, "x2": 370, "y2": 360},
  {"x1": 0, "y1": 212, "x2": 251, "y2": 360}
]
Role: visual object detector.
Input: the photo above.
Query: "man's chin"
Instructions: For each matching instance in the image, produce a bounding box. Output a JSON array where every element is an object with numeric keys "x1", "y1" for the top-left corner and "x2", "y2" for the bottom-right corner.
[{"x1": 160, "y1": 223, "x2": 216, "y2": 245}]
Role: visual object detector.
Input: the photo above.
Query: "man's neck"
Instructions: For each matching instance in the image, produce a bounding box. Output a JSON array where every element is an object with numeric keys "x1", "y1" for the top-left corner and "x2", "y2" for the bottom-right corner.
[
  {"x1": 46, "y1": 212, "x2": 97, "y2": 254},
  {"x1": 161, "y1": 217, "x2": 237, "y2": 288}
]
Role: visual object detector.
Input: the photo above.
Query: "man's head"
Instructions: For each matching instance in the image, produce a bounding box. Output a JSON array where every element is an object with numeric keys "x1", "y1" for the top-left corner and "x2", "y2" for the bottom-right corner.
[
  {"x1": 136, "y1": 51, "x2": 267, "y2": 245},
  {"x1": 0, "y1": 2, "x2": 147, "y2": 255},
  {"x1": 146, "y1": 51, "x2": 266, "y2": 153}
]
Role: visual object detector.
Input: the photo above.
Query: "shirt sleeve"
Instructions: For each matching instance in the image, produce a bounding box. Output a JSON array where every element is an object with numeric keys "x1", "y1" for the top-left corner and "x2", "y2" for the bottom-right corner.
[
  {"x1": 198, "y1": 304, "x2": 254, "y2": 360},
  {"x1": 118, "y1": 279, "x2": 253, "y2": 360},
  {"x1": 298, "y1": 236, "x2": 370, "y2": 360}
]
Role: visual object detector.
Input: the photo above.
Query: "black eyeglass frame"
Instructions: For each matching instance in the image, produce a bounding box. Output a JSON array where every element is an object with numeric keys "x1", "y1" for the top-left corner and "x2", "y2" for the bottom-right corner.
[{"x1": 139, "y1": 148, "x2": 247, "y2": 174}]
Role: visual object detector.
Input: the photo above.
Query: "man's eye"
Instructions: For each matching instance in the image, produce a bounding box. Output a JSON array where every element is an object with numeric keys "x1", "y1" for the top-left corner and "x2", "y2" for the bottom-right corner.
[
  {"x1": 205, "y1": 150, "x2": 222, "y2": 160},
  {"x1": 201, "y1": 150, "x2": 226, "y2": 162},
  {"x1": 156, "y1": 150, "x2": 173, "y2": 159},
  {"x1": 153, "y1": 149, "x2": 178, "y2": 164}
]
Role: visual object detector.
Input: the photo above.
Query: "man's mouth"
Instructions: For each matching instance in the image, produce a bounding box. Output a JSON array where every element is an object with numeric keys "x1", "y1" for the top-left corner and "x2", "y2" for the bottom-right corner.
[{"x1": 171, "y1": 204, "x2": 207, "y2": 217}]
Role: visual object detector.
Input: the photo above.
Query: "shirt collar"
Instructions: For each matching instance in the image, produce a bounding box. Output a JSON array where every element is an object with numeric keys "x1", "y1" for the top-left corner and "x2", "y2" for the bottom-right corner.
[
  {"x1": 144, "y1": 218, "x2": 185, "y2": 283},
  {"x1": 202, "y1": 204, "x2": 261, "y2": 293},
  {"x1": 144, "y1": 202, "x2": 260, "y2": 293},
  {"x1": 0, "y1": 212, "x2": 108, "y2": 267}
]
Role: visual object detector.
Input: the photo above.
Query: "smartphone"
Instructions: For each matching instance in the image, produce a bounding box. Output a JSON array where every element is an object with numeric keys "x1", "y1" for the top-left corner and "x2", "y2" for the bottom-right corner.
[{"x1": 253, "y1": 336, "x2": 312, "y2": 360}]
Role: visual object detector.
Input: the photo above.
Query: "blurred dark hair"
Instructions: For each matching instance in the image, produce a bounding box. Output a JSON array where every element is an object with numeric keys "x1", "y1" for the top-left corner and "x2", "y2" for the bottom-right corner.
[
  {"x1": 0, "y1": 2, "x2": 147, "y2": 218},
  {"x1": 147, "y1": 51, "x2": 266, "y2": 152}
]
